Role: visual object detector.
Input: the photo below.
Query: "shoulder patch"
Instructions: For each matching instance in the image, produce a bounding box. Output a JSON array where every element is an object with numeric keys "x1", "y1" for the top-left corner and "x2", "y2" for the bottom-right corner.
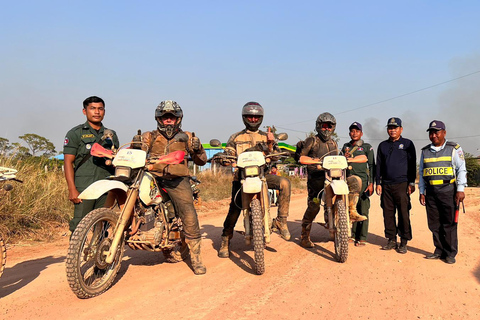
[{"x1": 64, "y1": 137, "x2": 69, "y2": 146}]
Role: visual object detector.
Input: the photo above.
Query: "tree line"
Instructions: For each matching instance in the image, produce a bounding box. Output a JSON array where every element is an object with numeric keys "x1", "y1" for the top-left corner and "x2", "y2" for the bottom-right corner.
[{"x1": 0, "y1": 134, "x2": 56, "y2": 159}]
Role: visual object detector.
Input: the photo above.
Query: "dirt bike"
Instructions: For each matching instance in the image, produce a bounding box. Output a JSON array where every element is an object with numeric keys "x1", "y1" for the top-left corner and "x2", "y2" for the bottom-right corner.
[
  {"x1": 66, "y1": 135, "x2": 191, "y2": 299},
  {"x1": 0, "y1": 167, "x2": 23, "y2": 278},
  {"x1": 302, "y1": 154, "x2": 353, "y2": 263},
  {"x1": 211, "y1": 134, "x2": 288, "y2": 275}
]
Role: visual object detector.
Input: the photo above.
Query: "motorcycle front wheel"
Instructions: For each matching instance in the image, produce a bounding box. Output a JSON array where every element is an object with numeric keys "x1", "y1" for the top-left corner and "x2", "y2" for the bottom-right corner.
[
  {"x1": 0, "y1": 234, "x2": 6, "y2": 278},
  {"x1": 66, "y1": 208, "x2": 124, "y2": 299},
  {"x1": 251, "y1": 199, "x2": 265, "y2": 275},
  {"x1": 333, "y1": 198, "x2": 349, "y2": 263}
]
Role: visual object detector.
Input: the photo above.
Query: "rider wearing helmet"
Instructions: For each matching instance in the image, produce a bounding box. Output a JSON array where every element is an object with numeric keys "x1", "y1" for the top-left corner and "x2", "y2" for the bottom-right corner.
[
  {"x1": 133, "y1": 100, "x2": 208, "y2": 275},
  {"x1": 218, "y1": 101, "x2": 292, "y2": 258},
  {"x1": 298, "y1": 112, "x2": 366, "y2": 248}
]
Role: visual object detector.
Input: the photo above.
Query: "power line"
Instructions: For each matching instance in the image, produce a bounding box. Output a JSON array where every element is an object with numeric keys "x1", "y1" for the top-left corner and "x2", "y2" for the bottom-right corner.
[{"x1": 278, "y1": 70, "x2": 480, "y2": 127}]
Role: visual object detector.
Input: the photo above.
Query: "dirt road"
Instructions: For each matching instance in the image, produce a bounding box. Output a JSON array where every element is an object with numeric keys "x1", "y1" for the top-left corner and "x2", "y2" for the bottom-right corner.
[{"x1": 1, "y1": 189, "x2": 479, "y2": 320}]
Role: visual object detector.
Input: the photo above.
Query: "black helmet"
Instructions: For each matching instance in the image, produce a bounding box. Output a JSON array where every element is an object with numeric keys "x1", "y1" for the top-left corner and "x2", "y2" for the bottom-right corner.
[
  {"x1": 316, "y1": 112, "x2": 336, "y2": 141},
  {"x1": 155, "y1": 100, "x2": 183, "y2": 139},
  {"x1": 242, "y1": 101, "x2": 264, "y2": 131}
]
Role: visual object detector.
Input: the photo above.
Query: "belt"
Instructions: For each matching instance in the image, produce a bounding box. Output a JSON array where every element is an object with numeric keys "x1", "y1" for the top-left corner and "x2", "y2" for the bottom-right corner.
[{"x1": 428, "y1": 178, "x2": 455, "y2": 185}]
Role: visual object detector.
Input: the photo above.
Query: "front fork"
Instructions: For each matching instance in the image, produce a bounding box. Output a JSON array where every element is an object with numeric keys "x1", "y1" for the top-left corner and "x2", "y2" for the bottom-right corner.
[
  {"x1": 324, "y1": 185, "x2": 351, "y2": 237},
  {"x1": 242, "y1": 179, "x2": 271, "y2": 244},
  {"x1": 105, "y1": 187, "x2": 138, "y2": 264}
]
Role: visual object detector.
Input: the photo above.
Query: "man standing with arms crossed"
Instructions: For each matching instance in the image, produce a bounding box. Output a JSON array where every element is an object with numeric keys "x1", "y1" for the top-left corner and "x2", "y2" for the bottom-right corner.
[
  {"x1": 419, "y1": 120, "x2": 466, "y2": 264},
  {"x1": 376, "y1": 117, "x2": 416, "y2": 254},
  {"x1": 63, "y1": 96, "x2": 119, "y2": 234}
]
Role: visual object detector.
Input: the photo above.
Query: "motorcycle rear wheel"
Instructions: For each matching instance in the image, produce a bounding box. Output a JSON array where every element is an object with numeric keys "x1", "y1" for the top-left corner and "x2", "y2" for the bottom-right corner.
[
  {"x1": 0, "y1": 234, "x2": 6, "y2": 278},
  {"x1": 66, "y1": 208, "x2": 124, "y2": 299},
  {"x1": 333, "y1": 198, "x2": 349, "y2": 263},
  {"x1": 251, "y1": 199, "x2": 265, "y2": 275}
]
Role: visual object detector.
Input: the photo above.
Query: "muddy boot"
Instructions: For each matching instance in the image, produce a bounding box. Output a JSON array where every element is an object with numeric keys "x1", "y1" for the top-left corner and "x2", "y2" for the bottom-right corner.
[
  {"x1": 273, "y1": 217, "x2": 291, "y2": 241},
  {"x1": 186, "y1": 238, "x2": 206, "y2": 275},
  {"x1": 300, "y1": 225, "x2": 314, "y2": 248},
  {"x1": 218, "y1": 235, "x2": 230, "y2": 258},
  {"x1": 349, "y1": 194, "x2": 367, "y2": 222}
]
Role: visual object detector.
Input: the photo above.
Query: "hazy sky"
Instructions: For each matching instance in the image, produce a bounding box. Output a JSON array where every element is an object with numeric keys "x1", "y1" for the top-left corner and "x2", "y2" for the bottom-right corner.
[{"x1": 1, "y1": 1, "x2": 480, "y2": 156}]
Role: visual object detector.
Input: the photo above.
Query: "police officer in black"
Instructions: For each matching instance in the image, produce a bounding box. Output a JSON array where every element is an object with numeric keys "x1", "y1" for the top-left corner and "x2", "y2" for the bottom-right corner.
[
  {"x1": 419, "y1": 120, "x2": 467, "y2": 264},
  {"x1": 63, "y1": 96, "x2": 119, "y2": 233},
  {"x1": 376, "y1": 117, "x2": 416, "y2": 254}
]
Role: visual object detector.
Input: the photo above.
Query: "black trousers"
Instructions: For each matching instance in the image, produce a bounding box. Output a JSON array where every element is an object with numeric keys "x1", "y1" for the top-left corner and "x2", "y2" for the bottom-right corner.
[
  {"x1": 425, "y1": 184, "x2": 457, "y2": 258},
  {"x1": 222, "y1": 175, "x2": 291, "y2": 237},
  {"x1": 380, "y1": 182, "x2": 412, "y2": 241}
]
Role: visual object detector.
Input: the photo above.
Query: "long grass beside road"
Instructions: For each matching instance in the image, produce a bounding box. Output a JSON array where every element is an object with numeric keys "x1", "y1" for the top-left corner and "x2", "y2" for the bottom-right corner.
[{"x1": 0, "y1": 159, "x2": 306, "y2": 242}]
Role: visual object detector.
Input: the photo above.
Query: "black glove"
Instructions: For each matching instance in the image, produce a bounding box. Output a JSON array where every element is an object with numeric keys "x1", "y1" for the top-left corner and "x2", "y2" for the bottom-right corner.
[{"x1": 131, "y1": 130, "x2": 142, "y2": 149}]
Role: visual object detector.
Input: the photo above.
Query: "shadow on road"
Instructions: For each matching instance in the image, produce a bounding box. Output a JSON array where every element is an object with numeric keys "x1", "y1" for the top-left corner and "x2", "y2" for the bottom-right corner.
[
  {"x1": 201, "y1": 223, "x2": 280, "y2": 274},
  {"x1": 0, "y1": 255, "x2": 65, "y2": 299}
]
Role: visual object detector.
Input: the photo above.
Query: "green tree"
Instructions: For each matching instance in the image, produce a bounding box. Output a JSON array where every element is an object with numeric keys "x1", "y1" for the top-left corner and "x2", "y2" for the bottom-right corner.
[
  {"x1": 0, "y1": 137, "x2": 13, "y2": 156},
  {"x1": 11, "y1": 142, "x2": 32, "y2": 159},
  {"x1": 19, "y1": 133, "x2": 56, "y2": 157},
  {"x1": 465, "y1": 152, "x2": 480, "y2": 187}
]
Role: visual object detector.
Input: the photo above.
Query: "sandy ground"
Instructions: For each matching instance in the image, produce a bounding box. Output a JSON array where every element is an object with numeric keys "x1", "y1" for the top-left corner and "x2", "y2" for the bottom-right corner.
[{"x1": 1, "y1": 188, "x2": 479, "y2": 320}]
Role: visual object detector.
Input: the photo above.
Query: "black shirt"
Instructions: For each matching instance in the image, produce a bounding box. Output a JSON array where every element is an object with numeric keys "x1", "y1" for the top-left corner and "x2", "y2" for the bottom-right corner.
[{"x1": 375, "y1": 136, "x2": 416, "y2": 185}]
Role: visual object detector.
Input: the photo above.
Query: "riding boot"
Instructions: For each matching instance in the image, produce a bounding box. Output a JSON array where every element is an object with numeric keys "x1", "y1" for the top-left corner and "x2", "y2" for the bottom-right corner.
[
  {"x1": 218, "y1": 235, "x2": 231, "y2": 258},
  {"x1": 186, "y1": 238, "x2": 206, "y2": 275},
  {"x1": 349, "y1": 194, "x2": 367, "y2": 222},
  {"x1": 300, "y1": 225, "x2": 314, "y2": 248},
  {"x1": 273, "y1": 217, "x2": 291, "y2": 241}
]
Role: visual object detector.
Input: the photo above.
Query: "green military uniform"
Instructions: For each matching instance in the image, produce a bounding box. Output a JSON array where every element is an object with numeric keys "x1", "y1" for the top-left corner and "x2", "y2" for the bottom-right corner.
[
  {"x1": 341, "y1": 141, "x2": 375, "y2": 241},
  {"x1": 63, "y1": 121, "x2": 119, "y2": 232}
]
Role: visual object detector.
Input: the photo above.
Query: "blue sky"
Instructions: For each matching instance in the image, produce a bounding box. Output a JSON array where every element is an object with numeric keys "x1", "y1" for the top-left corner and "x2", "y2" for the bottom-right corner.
[{"x1": 1, "y1": 1, "x2": 480, "y2": 155}]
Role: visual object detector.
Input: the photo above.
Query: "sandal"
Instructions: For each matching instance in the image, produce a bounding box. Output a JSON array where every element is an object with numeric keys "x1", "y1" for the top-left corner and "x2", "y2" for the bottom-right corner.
[
  {"x1": 355, "y1": 240, "x2": 367, "y2": 247},
  {"x1": 348, "y1": 238, "x2": 355, "y2": 244}
]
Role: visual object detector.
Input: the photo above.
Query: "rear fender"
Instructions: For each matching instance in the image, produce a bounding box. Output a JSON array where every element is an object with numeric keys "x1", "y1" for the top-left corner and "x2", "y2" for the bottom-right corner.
[{"x1": 78, "y1": 180, "x2": 128, "y2": 200}]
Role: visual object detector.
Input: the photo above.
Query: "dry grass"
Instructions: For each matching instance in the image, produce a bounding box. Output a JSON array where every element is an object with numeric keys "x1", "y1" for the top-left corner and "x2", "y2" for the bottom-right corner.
[
  {"x1": 0, "y1": 158, "x2": 70, "y2": 241},
  {"x1": 196, "y1": 171, "x2": 233, "y2": 202},
  {"x1": 0, "y1": 158, "x2": 307, "y2": 243}
]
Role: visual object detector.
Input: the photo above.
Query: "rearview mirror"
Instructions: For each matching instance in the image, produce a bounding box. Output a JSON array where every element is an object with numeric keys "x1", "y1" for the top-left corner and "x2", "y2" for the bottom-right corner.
[{"x1": 276, "y1": 133, "x2": 288, "y2": 141}]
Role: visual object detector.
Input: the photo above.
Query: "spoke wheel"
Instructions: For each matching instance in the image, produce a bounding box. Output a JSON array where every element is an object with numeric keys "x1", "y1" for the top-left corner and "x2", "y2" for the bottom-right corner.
[
  {"x1": 66, "y1": 208, "x2": 124, "y2": 299},
  {"x1": 0, "y1": 234, "x2": 6, "y2": 278},
  {"x1": 251, "y1": 199, "x2": 265, "y2": 275},
  {"x1": 334, "y1": 199, "x2": 349, "y2": 263}
]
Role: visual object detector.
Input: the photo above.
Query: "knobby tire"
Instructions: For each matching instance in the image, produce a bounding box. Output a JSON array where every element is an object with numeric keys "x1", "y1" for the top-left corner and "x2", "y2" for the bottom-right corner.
[
  {"x1": 66, "y1": 208, "x2": 124, "y2": 299},
  {"x1": 251, "y1": 199, "x2": 265, "y2": 275},
  {"x1": 334, "y1": 199, "x2": 349, "y2": 263},
  {"x1": 0, "y1": 235, "x2": 6, "y2": 278}
]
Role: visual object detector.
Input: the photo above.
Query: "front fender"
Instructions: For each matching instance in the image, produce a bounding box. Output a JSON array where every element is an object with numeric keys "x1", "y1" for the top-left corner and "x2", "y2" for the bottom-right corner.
[
  {"x1": 242, "y1": 177, "x2": 262, "y2": 194},
  {"x1": 78, "y1": 180, "x2": 128, "y2": 200},
  {"x1": 329, "y1": 180, "x2": 349, "y2": 195}
]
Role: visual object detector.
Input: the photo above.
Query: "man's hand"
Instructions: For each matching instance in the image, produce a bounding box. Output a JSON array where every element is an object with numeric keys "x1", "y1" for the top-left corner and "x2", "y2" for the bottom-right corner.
[
  {"x1": 408, "y1": 184, "x2": 415, "y2": 195},
  {"x1": 366, "y1": 183, "x2": 374, "y2": 196},
  {"x1": 68, "y1": 188, "x2": 82, "y2": 204},
  {"x1": 456, "y1": 191, "x2": 465, "y2": 205},
  {"x1": 191, "y1": 136, "x2": 201, "y2": 152},
  {"x1": 419, "y1": 194, "x2": 426, "y2": 206},
  {"x1": 376, "y1": 185, "x2": 382, "y2": 196}
]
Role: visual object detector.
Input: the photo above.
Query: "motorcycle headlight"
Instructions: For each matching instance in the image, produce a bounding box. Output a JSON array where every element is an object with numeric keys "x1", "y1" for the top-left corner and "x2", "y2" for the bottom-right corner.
[
  {"x1": 115, "y1": 166, "x2": 131, "y2": 179},
  {"x1": 330, "y1": 169, "x2": 342, "y2": 178},
  {"x1": 245, "y1": 166, "x2": 259, "y2": 177}
]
